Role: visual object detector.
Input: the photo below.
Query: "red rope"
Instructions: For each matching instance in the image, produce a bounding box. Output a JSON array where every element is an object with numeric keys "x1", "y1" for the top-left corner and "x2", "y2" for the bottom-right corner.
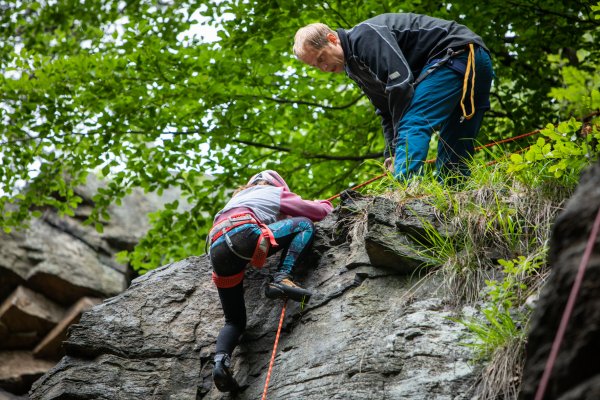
[
  {"x1": 325, "y1": 126, "x2": 542, "y2": 202},
  {"x1": 261, "y1": 300, "x2": 287, "y2": 400},
  {"x1": 485, "y1": 145, "x2": 532, "y2": 166},
  {"x1": 326, "y1": 173, "x2": 387, "y2": 202},
  {"x1": 534, "y1": 206, "x2": 600, "y2": 400},
  {"x1": 475, "y1": 129, "x2": 540, "y2": 151},
  {"x1": 324, "y1": 111, "x2": 600, "y2": 202}
]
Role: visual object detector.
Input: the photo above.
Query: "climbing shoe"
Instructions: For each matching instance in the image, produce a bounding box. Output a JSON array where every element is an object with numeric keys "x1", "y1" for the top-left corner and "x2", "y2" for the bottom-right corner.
[
  {"x1": 265, "y1": 276, "x2": 312, "y2": 303},
  {"x1": 212, "y1": 353, "x2": 239, "y2": 393}
]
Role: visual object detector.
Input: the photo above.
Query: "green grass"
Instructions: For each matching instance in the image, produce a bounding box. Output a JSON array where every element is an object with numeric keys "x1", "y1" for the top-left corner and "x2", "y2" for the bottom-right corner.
[{"x1": 351, "y1": 140, "x2": 588, "y2": 398}]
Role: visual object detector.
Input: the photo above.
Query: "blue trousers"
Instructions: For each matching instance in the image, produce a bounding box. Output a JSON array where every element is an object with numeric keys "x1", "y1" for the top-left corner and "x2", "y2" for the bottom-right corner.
[{"x1": 393, "y1": 47, "x2": 494, "y2": 181}]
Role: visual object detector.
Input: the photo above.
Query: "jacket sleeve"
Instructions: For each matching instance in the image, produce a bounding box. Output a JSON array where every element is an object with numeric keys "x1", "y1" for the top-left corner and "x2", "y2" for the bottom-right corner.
[
  {"x1": 376, "y1": 108, "x2": 396, "y2": 158},
  {"x1": 279, "y1": 191, "x2": 333, "y2": 221},
  {"x1": 353, "y1": 23, "x2": 415, "y2": 156}
]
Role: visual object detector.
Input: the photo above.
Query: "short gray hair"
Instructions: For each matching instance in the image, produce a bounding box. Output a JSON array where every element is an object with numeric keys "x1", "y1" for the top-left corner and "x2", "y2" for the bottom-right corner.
[{"x1": 293, "y1": 23, "x2": 336, "y2": 58}]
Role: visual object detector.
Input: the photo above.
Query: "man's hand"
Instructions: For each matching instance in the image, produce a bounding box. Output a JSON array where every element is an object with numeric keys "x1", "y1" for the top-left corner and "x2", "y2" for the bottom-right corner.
[{"x1": 384, "y1": 157, "x2": 394, "y2": 173}]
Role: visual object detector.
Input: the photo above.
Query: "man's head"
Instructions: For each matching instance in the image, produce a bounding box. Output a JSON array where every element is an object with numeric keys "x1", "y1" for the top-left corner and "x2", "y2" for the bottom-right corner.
[{"x1": 293, "y1": 23, "x2": 345, "y2": 73}]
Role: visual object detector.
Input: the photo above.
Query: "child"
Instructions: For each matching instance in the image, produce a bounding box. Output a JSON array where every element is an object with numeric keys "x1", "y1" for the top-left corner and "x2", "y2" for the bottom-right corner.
[{"x1": 207, "y1": 170, "x2": 333, "y2": 392}]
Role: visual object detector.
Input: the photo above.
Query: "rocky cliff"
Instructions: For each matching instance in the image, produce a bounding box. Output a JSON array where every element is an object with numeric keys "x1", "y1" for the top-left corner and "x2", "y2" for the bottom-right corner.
[
  {"x1": 29, "y1": 193, "x2": 483, "y2": 399},
  {"x1": 0, "y1": 176, "x2": 184, "y2": 397},
  {"x1": 19, "y1": 160, "x2": 600, "y2": 400},
  {"x1": 519, "y1": 161, "x2": 600, "y2": 400}
]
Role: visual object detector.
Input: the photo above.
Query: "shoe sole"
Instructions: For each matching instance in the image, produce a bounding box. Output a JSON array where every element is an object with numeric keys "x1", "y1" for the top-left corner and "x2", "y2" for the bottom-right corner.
[
  {"x1": 265, "y1": 284, "x2": 311, "y2": 303},
  {"x1": 213, "y1": 368, "x2": 239, "y2": 392}
]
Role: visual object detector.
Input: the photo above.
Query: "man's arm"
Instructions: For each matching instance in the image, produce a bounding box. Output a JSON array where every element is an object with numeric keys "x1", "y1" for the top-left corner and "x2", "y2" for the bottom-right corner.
[
  {"x1": 351, "y1": 22, "x2": 414, "y2": 157},
  {"x1": 376, "y1": 108, "x2": 396, "y2": 158}
]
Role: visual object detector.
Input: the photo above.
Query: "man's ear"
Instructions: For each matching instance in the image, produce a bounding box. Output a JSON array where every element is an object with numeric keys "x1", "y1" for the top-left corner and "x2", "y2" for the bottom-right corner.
[{"x1": 326, "y1": 32, "x2": 337, "y2": 45}]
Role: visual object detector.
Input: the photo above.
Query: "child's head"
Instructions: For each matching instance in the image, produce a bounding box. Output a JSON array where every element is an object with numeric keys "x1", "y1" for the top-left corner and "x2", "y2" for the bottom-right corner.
[{"x1": 247, "y1": 170, "x2": 290, "y2": 191}]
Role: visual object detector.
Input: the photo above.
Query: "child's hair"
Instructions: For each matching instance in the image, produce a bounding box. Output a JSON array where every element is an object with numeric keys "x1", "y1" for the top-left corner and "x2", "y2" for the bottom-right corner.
[{"x1": 232, "y1": 180, "x2": 273, "y2": 196}]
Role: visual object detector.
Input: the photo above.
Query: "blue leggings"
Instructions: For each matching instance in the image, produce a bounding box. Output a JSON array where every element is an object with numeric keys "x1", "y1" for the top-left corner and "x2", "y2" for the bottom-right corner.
[
  {"x1": 210, "y1": 217, "x2": 315, "y2": 355},
  {"x1": 394, "y1": 46, "x2": 494, "y2": 181}
]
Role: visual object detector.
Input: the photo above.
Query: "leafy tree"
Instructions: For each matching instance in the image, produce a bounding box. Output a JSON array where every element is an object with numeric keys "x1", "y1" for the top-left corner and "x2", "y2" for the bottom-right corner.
[{"x1": 1, "y1": 0, "x2": 598, "y2": 272}]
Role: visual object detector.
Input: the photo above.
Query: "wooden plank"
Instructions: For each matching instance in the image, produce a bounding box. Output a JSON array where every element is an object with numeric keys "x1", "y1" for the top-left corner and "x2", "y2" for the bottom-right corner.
[
  {"x1": 0, "y1": 287, "x2": 65, "y2": 350},
  {"x1": 0, "y1": 351, "x2": 54, "y2": 395},
  {"x1": 33, "y1": 297, "x2": 102, "y2": 360}
]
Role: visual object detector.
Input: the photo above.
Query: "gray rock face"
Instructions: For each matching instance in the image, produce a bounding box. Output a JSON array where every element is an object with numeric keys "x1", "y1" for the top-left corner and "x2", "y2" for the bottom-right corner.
[
  {"x1": 0, "y1": 175, "x2": 188, "y2": 396},
  {"x1": 1, "y1": 218, "x2": 126, "y2": 306},
  {"x1": 30, "y1": 195, "x2": 481, "y2": 399},
  {"x1": 0, "y1": 175, "x2": 188, "y2": 306},
  {"x1": 520, "y1": 161, "x2": 600, "y2": 400}
]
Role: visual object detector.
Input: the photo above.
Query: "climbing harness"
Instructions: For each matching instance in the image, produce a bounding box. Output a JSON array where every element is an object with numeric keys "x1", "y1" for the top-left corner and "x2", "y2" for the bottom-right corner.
[
  {"x1": 413, "y1": 47, "x2": 466, "y2": 87},
  {"x1": 208, "y1": 213, "x2": 278, "y2": 288},
  {"x1": 208, "y1": 213, "x2": 277, "y2": 268}
]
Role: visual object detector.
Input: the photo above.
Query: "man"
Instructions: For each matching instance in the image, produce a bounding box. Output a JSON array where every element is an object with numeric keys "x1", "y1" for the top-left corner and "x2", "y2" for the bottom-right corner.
[{"x1": 294, "y1": 13, "x2": 494, "y2": 182}]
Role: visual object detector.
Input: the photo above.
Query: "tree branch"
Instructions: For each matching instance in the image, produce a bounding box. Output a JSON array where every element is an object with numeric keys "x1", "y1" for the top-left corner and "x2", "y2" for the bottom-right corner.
[
  {"x1": 231, "y1": 138, "x2": 380, "y2": 160},
  {"x1": 505, "y1": 1, "x2": 598, "y2": 26},
  {"x1": 255, "y1": 94, "x2": 364, "y2": 110},
  {"x1": 1, "y1": 129, "x2": 382, "y2": 162},
  {"x1": 321, "y1": 1, "x2": 353, "y2": 28}
]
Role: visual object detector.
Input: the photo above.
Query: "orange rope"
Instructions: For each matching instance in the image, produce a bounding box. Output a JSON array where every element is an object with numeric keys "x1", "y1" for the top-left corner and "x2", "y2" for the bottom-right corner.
[
  {"x1": 534, "y1": 206, "x2": 600, "y2": 400},
  {"x1": 475, "y1": 109, "x2": 599, "y2": 151},
  {"x1": 326, "y1": 173, "x2": 387, "y2": 202},
  {"x1": 324, "y1": 128, "x2": 533, "y2": 201},
  {"x1": 325, "y1": 111, "x2": 600, "y2": 200},
  {"x1": 324, "y1": 131, "x2": 537, "y2": 202},
  {"x1": 261, "y1": 300, "x2": 287, "y2": 400},
  {"x1": 475, "y1": 129, "x2": 540, "y2": 151},
  {"x1": 486, "y1": 144, "x2": 532, "y2": 166}
]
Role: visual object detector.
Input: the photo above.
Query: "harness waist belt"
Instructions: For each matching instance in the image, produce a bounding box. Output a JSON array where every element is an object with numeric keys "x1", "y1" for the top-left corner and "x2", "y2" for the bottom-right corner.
[
  {"x1": 208, "y1": 213, "x2": 278, "y2": 268},
  {"x1": 209, "y1": 213, "x2": 255, "y2": 242},
  {"x1": 413, "y1": 47, "x2": 467, "y2": 87}
]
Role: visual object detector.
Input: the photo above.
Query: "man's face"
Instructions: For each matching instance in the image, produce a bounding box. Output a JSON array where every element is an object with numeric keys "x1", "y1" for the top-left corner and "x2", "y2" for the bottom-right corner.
[{"x1": 299, "y1": 33, "x2": 345, "y2": 73}]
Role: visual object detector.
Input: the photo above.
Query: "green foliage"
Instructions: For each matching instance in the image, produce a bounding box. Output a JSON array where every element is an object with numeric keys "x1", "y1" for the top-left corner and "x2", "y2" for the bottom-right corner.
[
  {"x1": 506, "y1": 27, "x2": 600, "y2": 188},
  {"x1": 458, "y1": 252, "x2": 546, "y2": 362},
  {"x1": 458, "y1": 307, "x2": 521, "y2": 363},
  {"x1": 509, "y1": 118, "x2": 600, "y2": 185},
  {"x1": 549, "y1": 63, "x2": 600, "y2": 115},
  {"x1": 490, "y1": 254, "x2": 545, "y2": 311},
  {"x1": 482, "y1": 192, "x2": 535, "y2": 257},
  {"x1": 1, "y1": 0, "x2": 599, "y2": 273},
  {"x1": 409, "y1": 213, "x2": 464, "y2": 267}
]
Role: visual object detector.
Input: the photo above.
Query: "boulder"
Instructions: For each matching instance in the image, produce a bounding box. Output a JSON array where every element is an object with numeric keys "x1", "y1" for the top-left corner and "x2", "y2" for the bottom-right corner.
[
  {"x1": 0, "y1": 174, "x2": 189, "y2": 398},
  {"x1": 0, "y1": 174, "x2": 188, "y2": 307}
]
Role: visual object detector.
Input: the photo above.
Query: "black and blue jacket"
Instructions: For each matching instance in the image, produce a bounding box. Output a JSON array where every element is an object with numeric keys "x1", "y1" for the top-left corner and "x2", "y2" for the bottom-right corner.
[{"x1": 337, "y1": 13, "x2": 488, "y2": 157}]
